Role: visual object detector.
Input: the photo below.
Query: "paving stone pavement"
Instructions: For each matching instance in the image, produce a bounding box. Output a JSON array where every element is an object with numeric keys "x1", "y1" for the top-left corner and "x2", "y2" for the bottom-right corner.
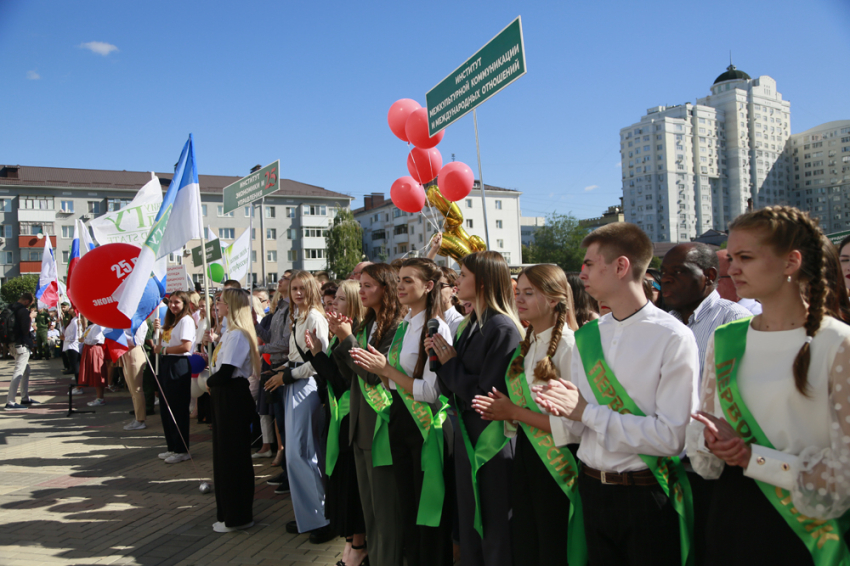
[{"x1": 0, "y1": 356, "x2": 345, "y2": 565}]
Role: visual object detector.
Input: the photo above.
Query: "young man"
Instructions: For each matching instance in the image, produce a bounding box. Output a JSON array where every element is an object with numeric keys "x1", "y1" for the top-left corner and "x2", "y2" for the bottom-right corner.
[
  {"x1": 537, "y1": 222, "x2": 699, "y2": 566},
  {"x1": 6, "y1": 293, "x2": 37, "y2": 410}
]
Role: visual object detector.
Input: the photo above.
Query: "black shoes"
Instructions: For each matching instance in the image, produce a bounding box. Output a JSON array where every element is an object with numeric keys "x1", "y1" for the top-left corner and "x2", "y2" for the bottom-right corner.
[
  {"x1": 286, "y1": 520, "x2": 299, "y2": 534},
  {"x1": 267, "y1": 472, "x2": 288, "y2": 486},
  {"x1": 309, "y1": 524, "x2": 335, "y2": 544},
  {"x1": 20, "y1": 398, "x2": 40, "y2": 405}
]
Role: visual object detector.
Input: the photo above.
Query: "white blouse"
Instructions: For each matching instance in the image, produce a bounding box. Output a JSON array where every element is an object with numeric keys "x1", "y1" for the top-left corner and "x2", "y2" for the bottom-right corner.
[
  {"x1": 503, "y1": 325, "x2": 580, "y2": 445},
  {"x1": 83, "y1": 324, "x2": 105, "y2": 346},
  {"x1": 396, "y1": 309, "x2": 453, "y2": 403},
  {"x1": 63, "y1": 317, "x2": 81, "y2": 353},
  {"x1": 687, "y1": 316, "x2": 850, "y2": 519},
  {"x1": 443, "y1": 307, "x2": 465, "y2": 337},
  {"x1": 213, "y1": 329, "x2": 254, "y2": 380},
  {"x1": 288, "y1": 307, "x2": 329, "y2": 380}
]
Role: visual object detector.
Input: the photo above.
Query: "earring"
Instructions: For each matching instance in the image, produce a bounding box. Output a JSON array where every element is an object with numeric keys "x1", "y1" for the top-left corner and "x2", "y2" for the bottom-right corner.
[{"x1": 787, "y1": 275, "x2": 792, "y2": 283}]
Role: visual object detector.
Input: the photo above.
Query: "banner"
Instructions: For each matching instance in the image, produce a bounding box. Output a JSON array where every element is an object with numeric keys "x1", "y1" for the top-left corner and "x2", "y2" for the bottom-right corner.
[
  {"x1": 225, "y1": 228, "x2": 251, "y2": 283},
  {"x1": 166, "y1": 265, "x2": 189, "y2": 294},
  {"x1": 90, "y1": 176, "x2": 163, "y2": 246}
]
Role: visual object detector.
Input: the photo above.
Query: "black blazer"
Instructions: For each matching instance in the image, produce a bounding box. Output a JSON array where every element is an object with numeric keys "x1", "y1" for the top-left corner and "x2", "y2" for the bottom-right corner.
[
  {"x1": 436, "y1": 311, "x2": 521, "y2": 444},
  {"x1": 333, "y1": 319, "x2": 400, "y2": 449}
]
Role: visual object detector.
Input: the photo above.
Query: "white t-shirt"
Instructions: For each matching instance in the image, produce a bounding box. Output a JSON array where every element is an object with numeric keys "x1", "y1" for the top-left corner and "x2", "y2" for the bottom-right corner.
[
  {"x1": 133, "y1": 321, "x2": 148, "y2": 347},
  {"x1": 63, "y1": 318, "x2": 81, "y2": 353},
  {"x1": 47, "y1": 329, "x2": 60, "y2": 340},
  {"x1": 213, "y1": 329, "x2": 254, "y2": 380},
  {"x1": 162, "y1": 316, "x2": 196, "y2": 356},
  {"x1": 83, "y1": 324, "x2": 105, "y2": 346}
]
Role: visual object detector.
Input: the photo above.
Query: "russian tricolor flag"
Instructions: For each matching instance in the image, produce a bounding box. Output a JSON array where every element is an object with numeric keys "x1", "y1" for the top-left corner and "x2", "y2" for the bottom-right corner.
[
  {"x1": 104, "y1": 327, "x2": 131, "y2": 361},
  {"x1": 67, "y1": 219, "x2": 96, "y2": 307},
  {"x1": 35, "y1": 236, "x2": 59, "y2": 309}
]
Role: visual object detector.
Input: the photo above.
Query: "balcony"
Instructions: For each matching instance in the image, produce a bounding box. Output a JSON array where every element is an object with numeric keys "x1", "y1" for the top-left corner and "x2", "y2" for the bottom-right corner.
[
  {"x1": 20, "y1": 261, "x2": 42, "y2": 274},
  {"x1": 19, "y1": 235, "x2": 57, "y2": 248},
  {"x1": 18, "y1": 209, "x2": 56, "y2": 223}
]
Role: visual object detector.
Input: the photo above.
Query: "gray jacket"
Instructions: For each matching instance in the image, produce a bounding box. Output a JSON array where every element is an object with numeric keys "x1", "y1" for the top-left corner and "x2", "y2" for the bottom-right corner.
[{"x1": 256, "y1": 303, "x2": 290, "y2": 366}]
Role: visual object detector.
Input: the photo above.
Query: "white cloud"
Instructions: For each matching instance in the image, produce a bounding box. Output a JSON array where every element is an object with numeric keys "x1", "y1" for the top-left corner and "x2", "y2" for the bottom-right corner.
[
  {"x1": 615, "y1": 161, "x2": 622, "y2": 168},
  {"x1": 80, "y1": 41, "x2": 118, "y2": 56},
  {"x1": 26, "y1": 70, "x2": 40, "y2": 80},
  {"x1": 584, "y1": 185, "x2": 599, "y2": 192}
]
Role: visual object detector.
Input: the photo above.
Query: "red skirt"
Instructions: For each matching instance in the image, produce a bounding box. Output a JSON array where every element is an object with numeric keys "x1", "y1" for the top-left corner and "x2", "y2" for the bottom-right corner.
[{"x1": 78, "y1": 343, "x2": 108, "y2": 387}]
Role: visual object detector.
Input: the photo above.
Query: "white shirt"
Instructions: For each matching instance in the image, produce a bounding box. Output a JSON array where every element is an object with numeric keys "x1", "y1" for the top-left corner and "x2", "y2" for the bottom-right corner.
[
  {"x1": 47, "y1": 328, "x2": 60, "y2": 340},
  {"x1": 213, "y1": 328, "x2": 254, "y2": 380},
  {"x1": 737, "y1": 297, "x2": 763, "y2": 315},
  {"x1": 396, "y1": 310, "x2": 453, "y2": 403},
  {"x1": 687, "y1": 316, "x2": 850, "y2": 519},
  {"x1": 502, "y1": 325, "x2": 580, "y2": 445},
  {"x1": 63, "y1": 317, "x2": 81, "y2": 353},
  {"x1": 163, "y1": 316, "x2": 196, "y2": 356},
  {"x1": 83, "y1": 324, "x2": 105, "y2": 346},
  {"x1": 133, "y1": 321, "x2": 148, "y2": 347},
  {"x1": 554, "y1": 302, "x2": 699, "y2": 473},
  {"x1": 443, "y1": 307, "x2": 465, "y2": 337},
  {"x1": 288, "y1": 307, "x2": 329, "y2": 380}
]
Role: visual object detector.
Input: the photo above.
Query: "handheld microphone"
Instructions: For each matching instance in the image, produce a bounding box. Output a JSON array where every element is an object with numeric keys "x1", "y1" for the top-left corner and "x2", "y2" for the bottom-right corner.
[{"x1": 427, "y1": 318, "x2": 441, "y2": 372}]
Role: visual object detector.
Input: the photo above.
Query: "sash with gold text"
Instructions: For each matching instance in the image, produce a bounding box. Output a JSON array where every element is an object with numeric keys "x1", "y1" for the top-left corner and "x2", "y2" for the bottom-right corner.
[{"x1": 356, "y1": 325, "x2": 393, "y2": 467}]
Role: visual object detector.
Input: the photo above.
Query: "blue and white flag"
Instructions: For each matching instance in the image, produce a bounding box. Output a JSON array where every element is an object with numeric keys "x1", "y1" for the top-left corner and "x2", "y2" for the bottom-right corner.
[{"x1": 115, "y1": 135, "x2": 202, "y2": 332}]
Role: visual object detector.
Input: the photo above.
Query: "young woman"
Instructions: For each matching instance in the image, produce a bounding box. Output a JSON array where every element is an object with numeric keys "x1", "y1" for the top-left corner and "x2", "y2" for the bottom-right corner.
[
  {"x1": 79, "y1": 321, "x2": 107, "y2": 406},
  {"x1": 472, "y1": 264, "x2": 583, "y2": 566},
  {"x1": 351, "y1": 258, "x2": 455, "y2": 566},
  {"x1": 332, "y1": 263, "x2": 404, "y2": 566},
  {"x1": 208, "y1": 288, "x2": 260, "y2": 533},
  {"x1": 154, "y1": 291, "x2": 196, "y2": 464},
  {"x1": 838, "y1": 233, "x2": 850, "y2": 291},
  {"x1": 426, "y1": 251, "x2": 523, "y2": 566},
  {"x1": 688, "y1": 206, "x2": 850, "y2": 565},
  {"x1": 264, "y1": 271, "x2": 333, "y2": 543},
  {"x1": 566, "y1": 273, "x2": 599, "y2": 329},
  {"x1": 63, "y1": 311, "x2": 83, "y2": 395},
  {"x1": 304, "y1": 280, "x2": 368, "y2": 566}
]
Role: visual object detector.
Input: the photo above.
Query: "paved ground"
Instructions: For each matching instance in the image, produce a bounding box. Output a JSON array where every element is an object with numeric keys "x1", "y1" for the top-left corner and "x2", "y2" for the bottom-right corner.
[{"x1": 0, "y1": 356, "x2": 345, "y2": 566}]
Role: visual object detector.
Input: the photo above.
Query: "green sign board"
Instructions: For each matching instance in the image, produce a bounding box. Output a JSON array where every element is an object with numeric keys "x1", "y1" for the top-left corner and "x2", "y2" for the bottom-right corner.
[
  {"x1": 426, "y1": 16, "x2": 526, "y2": 137},
  {"x1": 222, "y1": 160, "x2": 280, "y2": 214},
  {"x1": 192, "y1": 238, "x2": 223, "y2": 267},
  {"x1": 827, "y1": 230, "x2": 850, "y2": 246}
]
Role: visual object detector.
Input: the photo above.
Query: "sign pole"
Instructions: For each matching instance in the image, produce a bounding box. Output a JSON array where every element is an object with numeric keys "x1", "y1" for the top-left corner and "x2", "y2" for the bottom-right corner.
[
  {"x1": 197, "y1": 213, "x2": 212, "y2": 363},
  {"x1": 247, "y1": 206, "x2": 253, "y2": 288},
  {"x1": 259, "y1": 197, "x2": 266, "y2": 288},
  {"x1": 472, "y1": 109, "x2": 492, "y2": 249}
]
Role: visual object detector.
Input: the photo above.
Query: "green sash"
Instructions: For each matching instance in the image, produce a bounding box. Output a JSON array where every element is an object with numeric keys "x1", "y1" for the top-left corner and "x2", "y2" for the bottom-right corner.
[
  {"x1": 505, "y1": 345, "x2": 587, "y2": 565},
  {"x1": 575, "y1": 319, "x2": 695, "y2": 566},
  {"x1": 356, "y1": 325, "x2": 393, "y2": 467},
  {"x1": 455, "y1": 317, "x2": 470, "y2": 341},
  {"x1": 325, "y1": 337, "x2": 350, "y2": 476},
  {"x1": 387, "y1": 322, "x2": 449, "y2": 526},
  {"x1": 714, "y1": 318, "x2": 850, "y2": 565}
]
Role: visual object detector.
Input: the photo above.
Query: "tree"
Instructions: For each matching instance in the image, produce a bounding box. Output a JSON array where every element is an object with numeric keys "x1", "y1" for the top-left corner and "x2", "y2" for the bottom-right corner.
[
  {"x1": 1, "y1": 275, "x2": 38, "y2": 305},
  {"x1": 325, "y1": 208, "x2": 363, "y2": 279},
  {"x1": 524, "y1": 212, "x2": 588, "y2": 273}
]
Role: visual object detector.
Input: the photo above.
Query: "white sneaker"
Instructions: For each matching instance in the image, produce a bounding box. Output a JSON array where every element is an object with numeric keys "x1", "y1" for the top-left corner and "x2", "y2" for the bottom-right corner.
[
  {"x1": 123, "y1": 420, "x2": 147, "y2": 431},
  {"x1": 165, "y1": 453, "x2": 191, "y2": 464},
  {"x1": 154, "y1": 398, "x2": 159, "y2": 406},
  {"x1": 70, "y1": 387, "x2": 83, "y2": 395},
  {"x1": 213, "y1": 521, "x2": 254, "y2": 533},
  {"x1": 158, "y1": 451, "x2": 175, "y2": 460},
  {"x1": 252, "y1": 450, "x2": 273, "y2": 459},
  {"x1": 87, "y1": 398, "x2": 105, "y2": 406}
]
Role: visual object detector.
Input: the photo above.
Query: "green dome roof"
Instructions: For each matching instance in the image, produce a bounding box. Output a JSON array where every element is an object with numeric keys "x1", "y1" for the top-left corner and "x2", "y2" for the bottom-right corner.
[{"x1": 714, "y1": 64, "x2": 751, "y2": 84}]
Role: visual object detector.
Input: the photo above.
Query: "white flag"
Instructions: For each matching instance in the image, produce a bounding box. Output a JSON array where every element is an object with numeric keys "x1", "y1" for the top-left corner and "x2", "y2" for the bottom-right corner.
[
  {"x1": 90, "y1": 176, "x2": 163, "y2": 246},
  {"x1": 225, "y1": 228, "x2": 251, "y2": 283}
]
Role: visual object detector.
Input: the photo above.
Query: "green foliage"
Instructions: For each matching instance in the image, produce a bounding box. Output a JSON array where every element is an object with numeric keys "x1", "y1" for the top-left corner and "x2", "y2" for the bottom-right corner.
[
  {"x1": 1, "y1": 275, "x2": 38, "y2": 305},
  {"x1": 523, "y1": 212, "x2": 588, "y2": 273},
  {"x1": 325, "y1": 208, "x2": 363, "y2": 279},
  {"x1": 648, "y1": 256, "x2": 662, "y2": 270}
]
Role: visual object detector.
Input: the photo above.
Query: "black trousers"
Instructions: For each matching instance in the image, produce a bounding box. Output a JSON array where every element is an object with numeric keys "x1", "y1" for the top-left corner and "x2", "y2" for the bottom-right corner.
[
  {"x1": 578, "y1": 471, "x2": 681, "y2": 566},
  {"x1": 686, "y1": 468, "x2": 713, "y2": 566},
  {"x1": 62, "y1": 350, "x2": 69, "y2": 370},
  {"x1": 705, "y1": 465, "x2": 850, "y2": 566},
  {"x1": 389, "y1": 391, "x2": 453, "y2": 566},
  {"x1": 66, "y1": 350, "x2": 81, "y2": 383},
  {"x1": 454, "y1": 411, "x2": 515, "y2": 566},
  {"x1": 160, "y1": 356, "x2": 191, "y2": 454},
  {"x1": 511, "y1": 431, "x2": 575, "y2": 566},
  {"x1": 211, "y1": 377, "x2": 256, "y2": 527},
  {"x1": 143, "y1": 354, "x2": 157, "y2": 413}
]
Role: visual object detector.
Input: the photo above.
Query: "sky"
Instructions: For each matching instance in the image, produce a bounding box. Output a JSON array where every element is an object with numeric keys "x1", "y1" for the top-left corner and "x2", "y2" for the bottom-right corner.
[{"x1": 2, "y1": 0, "x2": 849, "y2": 222}]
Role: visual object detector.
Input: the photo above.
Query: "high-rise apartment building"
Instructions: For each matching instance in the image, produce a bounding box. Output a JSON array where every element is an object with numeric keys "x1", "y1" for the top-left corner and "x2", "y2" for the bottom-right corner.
[
  {"x1": 621, "y1": 64, "x2": 791, "y2": 242},
  {"x1": 789, "y1": 120, "x2": 850, "y2": 234}
]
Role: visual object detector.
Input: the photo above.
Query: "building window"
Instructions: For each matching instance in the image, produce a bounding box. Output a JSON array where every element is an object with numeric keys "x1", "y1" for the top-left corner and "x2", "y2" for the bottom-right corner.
[
  {"x1": 61, "y1": 250, "x2": 69, "y2": 263},
  {"x1": 20, "y1": 222, "x2": 54, "y2": 235},
  {"x1": 202, "y1": 204, "x2": 207, "y2": 217},
  {"x1": 495, "y1": 220, "x2": 503, "y2": 229},
  {"x1": 0, "y1": 251, "x2": 14, "y2": 264},
  {"x1": 266, "y1": 228, "x2": 277, "y2": 240},
  {"x1": 22, "y1": 249, "x2": 43, "y2": 262},
  {"x1": 287, "y1": 250, "x2": 298, "y2": 261},
  {"x1": 60, "y1": 200, "x2": 74, "y2": 213},
  {"x1": 2, "y1": 225, "x2": 12, "y2": 238},
  {"x1": 287, "y1": 207, "x2": 296, "y2": 218},
  {"x1": 466, "y1": 199, "x2": 473, "y2": 208},
  {"x1": 466, "y1": 219, "x2": 473, "y2": 229},
  {"x1": 87, "y1": 201, "x2": 101, "y2": 214},
  {"x1": 303, "y1": 205, "x2": 327, "y2": 216},
  {"x1": 218, "y1": 206, "x2": 234, "y2": 218},
  {"x1": 219, "y1": 228, "x2": 235, "y2": 239},
  {"x1": 267, "y1": 273, "x2": 278, "y2": 284},
  {"x1": 245, "y1": 206, "x2": 254, "y2": 217},
  {"x1": 502, "y1": 252, "x2": 511, "y2": 264},
  {"x1": 303, "y1": 228, "x2": 328, "y2": 238},
  {"x1": 251, "y1": 250, "x2": 257, "y2": 262},
  {"x1": 252, "y1": 229, "x2": 256, "y2": 240},
  {"x1": 168, "y1": 253, "x2": 182, "y2": 265},
  {"x1": 107, "y1": 199, "x2": 131, "y2": 212},
  {"x1": 265, "y1": 206, "x2": 276, "y2": 218},
  {"x1": 267, "y1": 250, "x2": 278, "y2": 262},
  {"x1": 22, "y1": 196, "x2": 54, "y2": 210},
  {"x1": 497, "y1": 239, "x2": 504, "y2": 248},
  {"x1": 304, "y1": 249, "x2": 326, "y2": 259},
  {"x1": 61, "y1": 225, "x2": 73, "y2": 238},
  {"x1": 495, "y1": 200, "x2": 502, "y2": 210}
]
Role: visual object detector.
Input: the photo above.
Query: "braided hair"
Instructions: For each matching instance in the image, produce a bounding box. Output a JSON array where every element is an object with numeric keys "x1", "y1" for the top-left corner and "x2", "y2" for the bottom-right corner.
[
  {"x1": 508, "y1": 265, "x2": 579, "y2": 382},
  {"x1": 400, "y1": 258, "x2": 444, "y2": 380},
  {"x1": 728, "y1": 206, "x2": 827, "y2": 396}
]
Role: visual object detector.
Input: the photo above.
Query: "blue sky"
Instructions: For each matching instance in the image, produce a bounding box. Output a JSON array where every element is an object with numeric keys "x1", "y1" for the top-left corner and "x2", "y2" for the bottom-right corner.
[{"x1": 2, "y1": 0, "x2": 849, "y2": 221}]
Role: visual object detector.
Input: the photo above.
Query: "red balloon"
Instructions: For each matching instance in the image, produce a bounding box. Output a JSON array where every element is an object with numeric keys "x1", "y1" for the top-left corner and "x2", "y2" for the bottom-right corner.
[
  {"x1": 406, "y1": 147, "x2": 443, "y2": 184},
  {"x1": 67, "y1": 243, "x2": 140, "y2": 329},
  {"x1": 388, "y1": 99, "x2": 421, "y2": 143},
  {"x1": 439, "y1": 161, "x2": 475, "y2": 201},
  {"x1": 405, "y1": 108, "x2": 444, "y2": 149},
  {"x1": 390, "y1": 176, "x2": 426, "y2": 213}
]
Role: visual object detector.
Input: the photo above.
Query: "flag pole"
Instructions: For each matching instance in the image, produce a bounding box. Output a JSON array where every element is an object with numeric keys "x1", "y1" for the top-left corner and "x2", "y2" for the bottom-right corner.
[{"x1": 198, "y1": 219, "x2": 213, "y2": 363}]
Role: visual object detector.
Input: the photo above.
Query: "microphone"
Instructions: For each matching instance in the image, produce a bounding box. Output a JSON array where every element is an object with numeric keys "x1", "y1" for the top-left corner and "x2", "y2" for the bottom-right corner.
[{"x1": 427, "y1": 318, "x2": 441, "y2": 372}]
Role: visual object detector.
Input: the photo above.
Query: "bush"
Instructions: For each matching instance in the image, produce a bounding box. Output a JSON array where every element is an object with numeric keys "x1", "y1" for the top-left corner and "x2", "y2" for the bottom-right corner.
[{"x1": 0, "y1": 275, "x2": 38, "y2": 305}]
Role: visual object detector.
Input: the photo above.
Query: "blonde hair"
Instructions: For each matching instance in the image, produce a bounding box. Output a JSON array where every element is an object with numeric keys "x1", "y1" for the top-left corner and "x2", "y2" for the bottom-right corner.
[
  {"x1": 460, "y1": 251, "x2": 524, "y2": 337},
  {"x1": 337, "y1": 280, "x2": 365, "y2": 324},
  {"x1": 288, "y1": 270, "x2": 325, "y2": 327},
  {"x1": 511, "y1": 264, "x2": 578, "y2": 382},
  {"x1": 221, "y1": 289, "x2": 262, "y2": 378},
  {"x1": 251, "y1": 295, "x2": 265, "y2": 322}
]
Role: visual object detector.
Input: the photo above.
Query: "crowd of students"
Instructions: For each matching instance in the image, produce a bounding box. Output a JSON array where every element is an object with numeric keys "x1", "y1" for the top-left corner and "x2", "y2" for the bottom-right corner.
[{"x1": 6, "y1": 203, "x2": 850, "y2": 565}]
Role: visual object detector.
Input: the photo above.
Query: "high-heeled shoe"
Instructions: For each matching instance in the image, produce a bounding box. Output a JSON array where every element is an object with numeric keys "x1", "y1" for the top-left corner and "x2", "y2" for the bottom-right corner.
[{"x1": 271, "y1": 451, "x2": 284, "y2": 467}]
